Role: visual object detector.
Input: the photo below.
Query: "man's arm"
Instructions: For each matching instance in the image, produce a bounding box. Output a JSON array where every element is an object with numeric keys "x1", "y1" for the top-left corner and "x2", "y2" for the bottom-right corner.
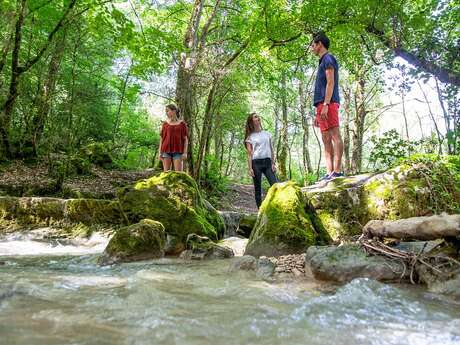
[{"x1": 320, "y1": 67, "x2": 335, "y2": 120}]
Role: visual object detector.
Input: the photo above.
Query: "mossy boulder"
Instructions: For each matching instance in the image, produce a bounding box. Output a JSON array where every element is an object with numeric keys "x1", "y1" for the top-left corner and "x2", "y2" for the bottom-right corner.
[
  {"x1": 117, "y1": 172, "x2": 224, "y2": 243},
  {"x1": 363, "y1": 154, "x2": 460, "y2": 220},
  {"x1": 99, "y1": 219, "x2": 165, "y2": 264},
  {"x1": 0, "y1": 196, "x2": 125, "y2": 235},
  {"x1": 303, "y1": 154, "x2": 460, "y2": 240},
  {"x1": 244, "y1": 181, "x2": 332, "y2": 258}
]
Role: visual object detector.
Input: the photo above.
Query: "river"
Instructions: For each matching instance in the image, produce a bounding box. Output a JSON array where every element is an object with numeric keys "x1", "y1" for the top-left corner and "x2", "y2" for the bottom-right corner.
[{"x1": 1, "y1": 234, "x2": 459, "y2": 345}]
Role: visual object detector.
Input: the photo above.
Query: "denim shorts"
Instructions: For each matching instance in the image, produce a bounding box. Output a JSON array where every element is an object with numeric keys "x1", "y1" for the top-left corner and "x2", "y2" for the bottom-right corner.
[{"x1": 161, "y1": 152, "x2": 182, "y2": 160}]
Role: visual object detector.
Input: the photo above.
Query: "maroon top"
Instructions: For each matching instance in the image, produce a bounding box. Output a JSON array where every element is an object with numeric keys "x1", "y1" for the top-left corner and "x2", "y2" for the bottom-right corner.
[{"x1": 160, "y1": 121, "x2": 189, "y2": 153}]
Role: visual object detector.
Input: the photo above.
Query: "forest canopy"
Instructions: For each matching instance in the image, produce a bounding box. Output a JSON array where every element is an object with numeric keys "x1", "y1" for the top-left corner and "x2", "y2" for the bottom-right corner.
[{"x1": 0, "y1": 0, "x2": 458, "y2": 188}]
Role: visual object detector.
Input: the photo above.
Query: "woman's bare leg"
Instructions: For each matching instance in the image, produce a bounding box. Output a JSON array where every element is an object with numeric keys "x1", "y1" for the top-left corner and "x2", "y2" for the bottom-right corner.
[
  {"x1": 163, "y1": 158, "x2": 172, "y2": 171},
  {"x1": 173, "y1": 158, "x2": 183, "y2": 171}
]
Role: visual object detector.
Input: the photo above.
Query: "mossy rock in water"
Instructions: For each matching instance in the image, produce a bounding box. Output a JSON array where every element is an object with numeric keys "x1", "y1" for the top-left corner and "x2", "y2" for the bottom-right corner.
[
  {"x1": 117, "y1": 172, "x2": 223, "y2": 242},
  {"x1": 181, "y1": 233, "x2": 234, "y2": 259},
  {"x1": 303, "y1": 154, "x2": 460, "y2": 240},
  {"x1": 99, "y1": 219, "x2": 165, "y2": 264},
  {"x1": 244, "y1": 181, "x2": 332, "y2": 258}
]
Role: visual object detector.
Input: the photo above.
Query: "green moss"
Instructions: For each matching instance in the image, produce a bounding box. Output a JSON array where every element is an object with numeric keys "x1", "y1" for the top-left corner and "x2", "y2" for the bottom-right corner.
[
  {"x1": 364, "y1": 154, "x2": 460, "y2": 219},
  {"x1": 0, "y1": 197, "x2": 19, "y2": 220},
  {"x1": 317, "y1": 210, "x2": 342, "y2": 241},
  {"x1": 305, "y1": 188, "x2": 367, "y2": 238},
  {"x1": 65, "y1": 199, "x2": 126, "y2": 225},
  {"x1": 102, "y1": 219, "x2": 165, "y2": 263},
  {"x1": 245, "y1": 182, "x2": 332, "y2": 257},
  {"x1": 118, "y1": 172, "x2": 220, "y2": 242}
]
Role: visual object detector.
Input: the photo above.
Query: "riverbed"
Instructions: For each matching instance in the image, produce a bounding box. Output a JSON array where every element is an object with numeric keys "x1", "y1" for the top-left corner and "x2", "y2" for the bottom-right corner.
[{"x1": 1, "y1": 236, "x2": 460, "y2": 345}]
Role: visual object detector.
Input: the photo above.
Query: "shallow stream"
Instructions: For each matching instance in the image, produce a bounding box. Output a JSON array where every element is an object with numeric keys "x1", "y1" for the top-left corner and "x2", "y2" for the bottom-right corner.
[{"x1": 1, "y1": 235, "x2": 460, "y2": 345}]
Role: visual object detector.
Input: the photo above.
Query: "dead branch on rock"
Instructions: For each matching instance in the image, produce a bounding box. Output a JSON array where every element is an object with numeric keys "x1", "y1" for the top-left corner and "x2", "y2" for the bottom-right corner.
[{"x1": 359, "y1": 238, "x2": 460, "y2": 284}]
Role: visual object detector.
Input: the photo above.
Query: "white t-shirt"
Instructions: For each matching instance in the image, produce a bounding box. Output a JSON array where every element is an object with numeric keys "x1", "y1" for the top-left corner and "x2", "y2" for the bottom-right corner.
[{"x1": 245, "y1": 130, "x2": 273, "y2": 160}]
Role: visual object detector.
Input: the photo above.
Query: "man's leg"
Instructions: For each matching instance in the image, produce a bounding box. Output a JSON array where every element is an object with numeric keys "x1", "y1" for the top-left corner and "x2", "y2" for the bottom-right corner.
[
  {"x1": 330, "y1": 127, "x2": 343, "y2": 173},
  {"x1": 321, "y1": 130, "x2": 334, "y2": 174}
]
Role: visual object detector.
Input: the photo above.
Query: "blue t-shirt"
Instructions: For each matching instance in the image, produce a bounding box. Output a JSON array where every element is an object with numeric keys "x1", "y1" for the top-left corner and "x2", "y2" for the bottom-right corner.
[{"x1": 313, "y1": 52, "x2": 340, "y2": 106}]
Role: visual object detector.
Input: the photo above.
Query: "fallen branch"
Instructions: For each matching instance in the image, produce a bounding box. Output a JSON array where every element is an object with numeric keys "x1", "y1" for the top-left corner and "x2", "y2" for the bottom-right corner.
[{"x1": 363, "y1": 214, "x2": 460, "y2": 241}]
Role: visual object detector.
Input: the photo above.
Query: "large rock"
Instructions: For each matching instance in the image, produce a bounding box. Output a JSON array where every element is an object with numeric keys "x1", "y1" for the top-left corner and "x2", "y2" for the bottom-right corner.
[
  {"x1": 99, "y1": 219, "x2": 165, "y2": 264},
  {"x1": 303, "y1": 155, "x2": 460, "y2": 240},
  {"x1": 0, "y1": 196, "x2": 125, "y2": 231},
  {"x1": 306, "y1": 244, "x2": 408, "y2": 283},
  {"x1": 244, "y1": 182, "x2": 331, "y2": 258},
  {"x1": 117, "y1": 172, "x2": 225, "y2": 242}
]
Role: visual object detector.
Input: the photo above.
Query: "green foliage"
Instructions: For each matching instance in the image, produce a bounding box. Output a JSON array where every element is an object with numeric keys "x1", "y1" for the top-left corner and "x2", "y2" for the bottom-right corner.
[
  {"x1": 369, "y1": 130, "x2": 415, "y2": 169},
  {"x1": 200, "y1": 155, "x2": 229, "y2": 206}
]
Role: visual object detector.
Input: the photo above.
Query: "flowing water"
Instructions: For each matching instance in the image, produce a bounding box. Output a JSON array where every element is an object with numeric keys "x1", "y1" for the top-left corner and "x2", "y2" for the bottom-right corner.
[{"x1": 1, "y1": 235, "x2": 460, "y2": 345}]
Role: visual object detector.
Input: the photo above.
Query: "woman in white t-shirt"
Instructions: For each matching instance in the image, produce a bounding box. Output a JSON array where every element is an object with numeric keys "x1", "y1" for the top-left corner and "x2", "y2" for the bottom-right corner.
[{"x1": 244, "y1": 113, "x2": 278, "y2": 208}]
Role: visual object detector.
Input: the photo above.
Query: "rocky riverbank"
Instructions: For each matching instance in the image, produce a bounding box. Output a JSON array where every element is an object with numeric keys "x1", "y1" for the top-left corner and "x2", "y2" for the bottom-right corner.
[{"x1": 1, "y1": 154, "x2": 459, "y2": 299}]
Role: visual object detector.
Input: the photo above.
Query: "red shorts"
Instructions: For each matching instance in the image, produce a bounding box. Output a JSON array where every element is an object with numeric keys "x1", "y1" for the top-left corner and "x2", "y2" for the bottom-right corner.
[{"x1": 315, "y1": 102, "x2": 340, "y2": 132}]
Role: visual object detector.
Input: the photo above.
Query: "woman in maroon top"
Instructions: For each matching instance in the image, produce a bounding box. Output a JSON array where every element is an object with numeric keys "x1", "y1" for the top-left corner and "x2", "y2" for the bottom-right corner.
[{"x1": 158, "y1": 104, "x2": 189, "y2": 171}]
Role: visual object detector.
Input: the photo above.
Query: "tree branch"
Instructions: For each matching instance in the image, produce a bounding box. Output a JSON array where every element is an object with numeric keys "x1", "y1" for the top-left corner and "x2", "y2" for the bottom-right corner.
[
  {"x1": 366, "y1": 24, "x2": 460, "y2": 86},
  {"x1": 19, "y1": 0, "x2": 77, "y2": 74}
]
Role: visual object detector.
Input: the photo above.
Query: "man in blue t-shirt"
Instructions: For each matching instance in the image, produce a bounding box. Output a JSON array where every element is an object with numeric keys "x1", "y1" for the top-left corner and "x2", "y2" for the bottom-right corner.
[{"x1": 310, "y1": 32, "x2": 344, "y2": 181}]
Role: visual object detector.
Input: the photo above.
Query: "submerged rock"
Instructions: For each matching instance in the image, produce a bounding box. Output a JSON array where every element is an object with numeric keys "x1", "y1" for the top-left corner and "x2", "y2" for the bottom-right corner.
[
  {"x1": 164, "y1": 234, "x2": 185, "y2": 256},
  {"x1": 117, "y1": 172, "x2": 224, "y2": 243},
  {"x1": 229, "y1": 255, "x2": 257, "y2": 271},
  {"x1": 303, "y1": 155, "x2": 460, "y2": 240},
  {"x1": 99, "y1": 219, "x2": 165, "y2": 264},
  {"x1": 306, "y1": 244, "x2": 408, "y2": 283},
  {"x1": 427, "y1": 272, "x2": 460, "y2": 299},
  {"x1": 181, "y1": 233, "x2": 234, "y2": 260},
  {"x1": 244, "y1": 182, "x2": 331, "y2": 258},
  {"x1": 256, "y1": 256, "x2": 275, "y2": 280}
]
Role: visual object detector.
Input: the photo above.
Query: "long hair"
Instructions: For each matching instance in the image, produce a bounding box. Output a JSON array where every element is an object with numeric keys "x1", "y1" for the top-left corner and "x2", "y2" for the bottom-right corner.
[
  {"x1": 245, "y1": 113, "x2": 262, "y2": 147},
  {"x1": 166, "y1": 104, "x2": 181, "y2": 120}
]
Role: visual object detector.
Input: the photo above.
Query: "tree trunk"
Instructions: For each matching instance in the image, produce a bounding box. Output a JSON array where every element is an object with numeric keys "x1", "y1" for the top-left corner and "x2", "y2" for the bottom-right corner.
[
  {"x1": 434, "y1": 77, "x2": 453, "y2": 154},
  {"x1": 417, "y1": 80, "x2": 443, "y2": 154},
  {"x1": 0, "y1": 0, "x2": 27, "y2": 159},
  {"x1": 113, "y1": 64, "x2": 131, "y2": 143},
  {"x1": 194, "y1": 78, "x2": 218, "y2": 181},
  {"x1": 401, "y1": 91, "x2": 410, "y2": 141},
  {"x1": 299, "y1": 76, "x2": 313, "y2": 174},
  {"x1": 342, "y1": 86, "x2": 352, "y2": 174},
  {"x1": 0, "y1": 0, "x2": 76, "y2": 158},
  {"x1": 278, "y1": 73, "x2": 288, "y2": 181},
  {"x1": 351, "y1": 77, "x2": 366, "y2": 174},
  {"x1": 26, "y1": 31, "x2": 67, "y2": 157}
]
